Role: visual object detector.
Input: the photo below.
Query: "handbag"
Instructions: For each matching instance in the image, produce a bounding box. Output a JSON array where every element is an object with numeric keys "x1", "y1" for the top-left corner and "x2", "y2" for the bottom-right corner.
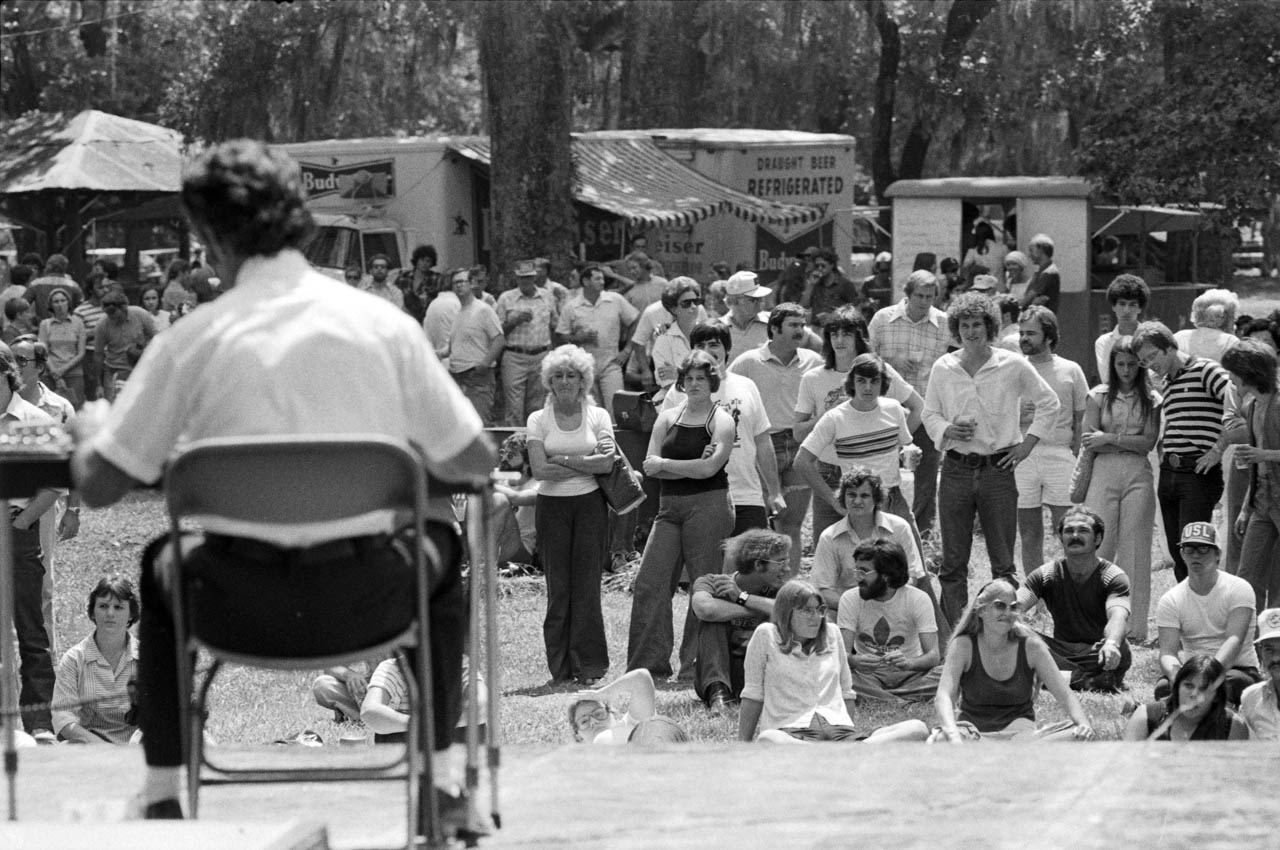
[
  {"x1": 596, "y1": 450, "x2": 646, "y2": 514},
  {"x1": 1068, "y1": 447, "x2": 1095, "y2": 504},
  {"x1": 612, "y1": 390, "x2": 658, "y2": 433}
]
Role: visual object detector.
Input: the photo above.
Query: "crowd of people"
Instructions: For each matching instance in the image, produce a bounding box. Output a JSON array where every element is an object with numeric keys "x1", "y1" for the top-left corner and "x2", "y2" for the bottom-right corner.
[{"x1": 5, "y1": 169, "x2": 1280, "y2": 783}]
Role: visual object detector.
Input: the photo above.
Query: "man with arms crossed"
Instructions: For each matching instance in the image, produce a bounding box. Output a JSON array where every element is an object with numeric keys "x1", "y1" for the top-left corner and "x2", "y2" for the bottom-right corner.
[{"x1": 70, "y1": 141, "x2": 495, "y2": 834}]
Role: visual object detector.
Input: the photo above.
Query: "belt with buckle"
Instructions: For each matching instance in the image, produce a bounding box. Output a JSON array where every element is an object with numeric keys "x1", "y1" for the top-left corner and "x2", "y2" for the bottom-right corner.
[
  {"x1": 1161, "y1": 452, "x2": 1202, "y2": 471},
  {"x1": 946, "y1": 449, "x2": 1013, "y2": 468},
  {"x1": 505, "y1": 344, "x2": 550, "y2": 356}
]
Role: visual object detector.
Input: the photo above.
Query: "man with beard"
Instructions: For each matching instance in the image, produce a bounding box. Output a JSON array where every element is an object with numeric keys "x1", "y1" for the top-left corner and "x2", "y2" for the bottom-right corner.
[
  {"x1": 1016, "y1": 306, "x2": 1088, "y2": 572},
  {"x1": 1016, "y1": 507, "x2": 1133, "y2": 692},
  {"x1": 836, "y1": 537, "x2": 942, "y2": 704},
  {"x1": 491, "y1": 431, "x2": 539, "y2": 570},
  {"x1": 1239, "y1": 607, "x2": 1280, "y2": 740},
  {"x1": 360, "y1": 254, "x2": 404, "y2": 310},
  {"x1": 689, "y1": 529, "x2": 791, "y2": 715}
]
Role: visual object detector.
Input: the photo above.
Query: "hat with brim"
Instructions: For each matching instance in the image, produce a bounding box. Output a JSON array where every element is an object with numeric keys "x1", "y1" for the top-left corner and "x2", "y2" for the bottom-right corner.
[
  {"x1": 1256, "y1": 608, "x2": 1280, "y2": 644},
  {"x1": 971, "y1": 274, "x2": 998, "y2": 293},
  {"x1": 725, "y1": 270, "x2": 772, "y2": 299},
  {"x1": 1179, "y1": 521, "x2": 1218, "y2": 549},
  {"x1": 514, "y1": 259, "x2": 537, "y2": 276}
]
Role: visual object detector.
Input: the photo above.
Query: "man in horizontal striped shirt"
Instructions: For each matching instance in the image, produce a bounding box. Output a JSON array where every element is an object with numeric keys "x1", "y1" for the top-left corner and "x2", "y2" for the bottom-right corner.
[{"x1": 1133, "y1": 321, "x2": 1238, "y2": 582}]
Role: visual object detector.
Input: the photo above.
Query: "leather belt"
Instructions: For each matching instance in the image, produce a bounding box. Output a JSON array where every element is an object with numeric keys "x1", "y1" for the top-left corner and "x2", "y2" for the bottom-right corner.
[
  {"x1": 1161, "y1": 452, "x2": 1203, "y2": 471},
  {"x1": 945, "y1": 449, "x2": 1013, "y2": 469},
  {"x1": 505, "y1": 345, "x2": 550, "y2": 355},
  {"x1": 204, "y1": 533, "x2": 390, "y2": 567}
]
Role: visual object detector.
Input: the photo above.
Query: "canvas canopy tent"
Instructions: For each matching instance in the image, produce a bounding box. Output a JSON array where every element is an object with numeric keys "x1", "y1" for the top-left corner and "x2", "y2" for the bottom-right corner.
[{"x1": 0, "y1": 109, "x2": 185, "y2": 279}]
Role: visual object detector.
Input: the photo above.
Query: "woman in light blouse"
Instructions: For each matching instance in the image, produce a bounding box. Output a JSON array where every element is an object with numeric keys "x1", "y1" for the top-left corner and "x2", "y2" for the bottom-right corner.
[{"x1": 1080, "y1": 336, "x2": 1161, "y2": 642}]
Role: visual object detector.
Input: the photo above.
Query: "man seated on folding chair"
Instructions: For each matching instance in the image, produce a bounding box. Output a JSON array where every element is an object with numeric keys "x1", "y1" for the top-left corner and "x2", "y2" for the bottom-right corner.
[{"x1": 70, "y1": 139, "x2": 496, "y2": 827}]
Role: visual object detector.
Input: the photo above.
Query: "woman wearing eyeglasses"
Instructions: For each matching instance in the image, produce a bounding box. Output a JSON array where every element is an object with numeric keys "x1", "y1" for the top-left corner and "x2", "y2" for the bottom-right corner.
[
  {"x1": 932, "y1": 577, "x2": 1095, "y2": 743},
  {"x1": 651, "y1": 277, "x2": 705, "y2": 397},
  {"x1": 739, "y1": 579, "x2": 928, "y2": 744}
]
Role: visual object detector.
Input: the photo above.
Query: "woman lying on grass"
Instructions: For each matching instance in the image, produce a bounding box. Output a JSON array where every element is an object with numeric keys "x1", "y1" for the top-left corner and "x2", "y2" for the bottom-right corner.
[
  {"x1": 932, "y1": 577, "x2": 1095, "y2": 743},
  {"x1": 1123, "y1": 654, "x2": 1248, "y2": 741},
  {"x1": 739, "y1": 579, "x2": 928, "y2": 744},
  {"x1": 568, "y1": 668, "x2": 687, "y2": 744}
]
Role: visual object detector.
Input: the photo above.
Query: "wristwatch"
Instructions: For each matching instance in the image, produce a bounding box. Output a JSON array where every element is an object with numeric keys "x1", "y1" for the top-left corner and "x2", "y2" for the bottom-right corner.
[{"x1": 736, "y1": 591, "x2": 750, "y2": 606}]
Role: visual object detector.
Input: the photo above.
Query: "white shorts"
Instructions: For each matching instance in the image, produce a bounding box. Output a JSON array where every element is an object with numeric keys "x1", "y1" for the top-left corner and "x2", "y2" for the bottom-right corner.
[{"x1": 1015, "y1": 442, "x2": 1075, "y2": 508}]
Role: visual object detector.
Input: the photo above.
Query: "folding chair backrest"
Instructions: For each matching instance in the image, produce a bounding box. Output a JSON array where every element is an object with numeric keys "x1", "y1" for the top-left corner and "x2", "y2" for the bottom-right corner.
[{"x1": 165, "y1": 434, "x2": 425, "y2": 528}]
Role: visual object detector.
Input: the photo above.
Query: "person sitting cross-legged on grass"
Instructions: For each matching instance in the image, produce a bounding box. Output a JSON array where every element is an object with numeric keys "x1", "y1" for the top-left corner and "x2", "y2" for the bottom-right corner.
[
  {"x1": 51, "y1": 574, "x2": 141, "y2": 744},
  {"x1": 931, "y1": 577, "x2": 1096, "y2": 743},
  {"x1": 836, "y1": 538, "x2": 943, "y2": 704},
  {"x1": 690, "y1": 528, "x2": 791, "y2": 716},
  {"x1": 1122, "y1": 654, "x2": 1247, "y2": 741},
  {"x1": 312, "y1": 660, "x2": 375, "y2": 723},
  {"x1": 567, "y1": 668, "x2": 687, "y2": 745},
  {"x1": 1015, "y1": 507, "x2": 1132, "y2": 693},
  {"x1": 739, "y1": 579, "x2": 929, "y2": 744},
  {"x1": 492, "y1": 431, "x2": 540, "y2": 571}
]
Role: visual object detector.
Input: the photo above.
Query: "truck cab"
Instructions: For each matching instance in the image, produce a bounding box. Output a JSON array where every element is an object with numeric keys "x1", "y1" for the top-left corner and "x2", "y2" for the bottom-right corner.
[{"x1": 303, "y1": 212, "x2": 405, "y2": 281}]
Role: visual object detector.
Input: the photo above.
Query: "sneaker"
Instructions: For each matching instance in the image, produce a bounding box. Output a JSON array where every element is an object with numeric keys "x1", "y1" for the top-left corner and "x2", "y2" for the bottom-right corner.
[
  {"x1": 706, "y1": 684, "x2": 732, "y2": 716},
  {"x1": 30, "y1": 729, "x2": 56, "y2": 746}
]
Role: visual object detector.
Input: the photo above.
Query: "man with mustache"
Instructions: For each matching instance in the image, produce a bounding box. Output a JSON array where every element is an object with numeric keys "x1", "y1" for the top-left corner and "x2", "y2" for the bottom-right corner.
[
  {"x1": 1016, "y1": 507, "x2": 1132, "y2": 692},
  {"x1": 1238, "y1": 607, "x2": 1280, "y2": 740}
]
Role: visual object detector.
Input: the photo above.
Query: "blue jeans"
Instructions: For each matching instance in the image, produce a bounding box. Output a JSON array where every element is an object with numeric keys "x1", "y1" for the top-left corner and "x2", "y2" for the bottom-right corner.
[
  {"x1": 937, "y1": 454, "x2": 1018, "y2": 624},
  {"x1": 626, "y1": 488, "x2": 733, "y2": 678}
]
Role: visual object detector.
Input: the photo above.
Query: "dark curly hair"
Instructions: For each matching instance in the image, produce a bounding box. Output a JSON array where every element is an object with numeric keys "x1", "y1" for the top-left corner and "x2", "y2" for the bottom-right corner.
[{"x1": 181, "y1": 140, "x2": 314, "y2": 257}]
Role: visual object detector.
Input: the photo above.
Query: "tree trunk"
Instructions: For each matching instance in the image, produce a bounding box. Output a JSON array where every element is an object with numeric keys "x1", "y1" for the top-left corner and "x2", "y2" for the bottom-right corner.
[
  {"x1": 862, "y1": 0, "x2": 900, "y2": 237},
  {"x1": 478, "y1": 0, "x2": 577, "y2": 289}
]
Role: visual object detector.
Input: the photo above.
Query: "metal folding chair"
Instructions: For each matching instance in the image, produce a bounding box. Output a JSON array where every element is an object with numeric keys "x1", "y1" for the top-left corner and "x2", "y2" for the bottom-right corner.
[{"x1": 164, "y1": 434, "x2": 444, "y2": 848}]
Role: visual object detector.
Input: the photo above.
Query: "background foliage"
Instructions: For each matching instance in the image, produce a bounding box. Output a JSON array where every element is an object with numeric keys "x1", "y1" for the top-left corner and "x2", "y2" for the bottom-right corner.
[{"x1": 3, "y1": 0, "x2": 1277, "y2": 248}]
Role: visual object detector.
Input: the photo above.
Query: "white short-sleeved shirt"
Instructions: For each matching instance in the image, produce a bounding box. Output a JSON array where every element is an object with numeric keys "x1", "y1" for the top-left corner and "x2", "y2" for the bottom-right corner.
[
  {"x1": 526, "y1": 402, "x2": 614, "y2": 498},
  {"x1": 728, "y1": 344, "x2": 823, "y2": 432},
  {"x1": 810, "y1": 510, "x2": 926, "y2": 585},
  {"x1": 837, "y1": 583, "x2": 937, "y2": 661},
  {"x1": 556, "y1": 291, "x2": 638, "y2": 369},
  {"x1": 447, "y1": 300, "x2": 502, "y2": 372},
  {"x1": 1239, "y1": 680, "x2": 1280, "y2": 740},
  {"x1": 1155, "y1": 573, "x2": 1259, "y2": 668},
  {"x1": 1025, "y1": 354, "x2": 1088, "y2": 447},
  {"x1": 800, "y1": 398, "x2": 911, "y2": 487},
  {"x1": 794, "y1": 364, "x2": 913, "y2": 422},
  {"x1": 661, "y1": 371, "x2": 772, "y2": 508},
  {"x1": 651, "y1": 322, "x2": 691, "y2": 387},
  {"x1": 90, "y1": 250, "x2": 483, "y2": 546}
]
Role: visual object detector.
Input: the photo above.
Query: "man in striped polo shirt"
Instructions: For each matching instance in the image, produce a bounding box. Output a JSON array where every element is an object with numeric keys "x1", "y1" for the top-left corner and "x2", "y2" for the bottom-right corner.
[{"x1": 1133, "y1": 321, "x2": 1238, "y2": 582}]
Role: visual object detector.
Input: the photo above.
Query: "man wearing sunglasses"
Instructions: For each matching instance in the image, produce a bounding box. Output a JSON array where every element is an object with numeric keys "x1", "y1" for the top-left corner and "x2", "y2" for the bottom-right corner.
[
  {"x1": 804, "y1": 249, "x2": 861, "y2": 321},
  {"x1": 1016, "y1": 507, "x2": 1131, "y2": 692},
  {"x1": 1154, "y1": 522, "x2": 1262, "y2": 706}
]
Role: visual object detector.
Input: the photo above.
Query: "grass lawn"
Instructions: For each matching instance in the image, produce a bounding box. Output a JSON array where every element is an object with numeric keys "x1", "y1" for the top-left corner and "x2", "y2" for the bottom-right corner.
[{"x1": 45, "y1": 490, "x2": 1181, "y2": 748}]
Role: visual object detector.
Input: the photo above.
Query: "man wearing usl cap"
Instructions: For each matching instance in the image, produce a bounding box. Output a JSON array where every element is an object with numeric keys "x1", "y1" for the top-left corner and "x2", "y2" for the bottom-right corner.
[
  {"x1": 1154, "y1": 521, "x2": 1263, "y2": 706},
  {"x1": 1238, "y1": 607, "x2": 1280, "y2": 739}
]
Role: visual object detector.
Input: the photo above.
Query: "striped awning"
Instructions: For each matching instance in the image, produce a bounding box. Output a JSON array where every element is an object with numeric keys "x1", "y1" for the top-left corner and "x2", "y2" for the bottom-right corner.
[{"x1": 449, "y1": 135, "x2": 820, "y2": 229}]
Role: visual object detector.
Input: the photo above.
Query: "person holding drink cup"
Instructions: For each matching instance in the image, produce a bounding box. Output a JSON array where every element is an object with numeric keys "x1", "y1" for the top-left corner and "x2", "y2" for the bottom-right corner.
[
  {"x1": 555, "y1": 264, "x2": 638, "y2": 415},
  {"x1": 922, "y1": 292, "x2": 1060, "y2": 624},
  {"x1": 496, "y1": 259, "x2": 560, "y2": 426}
]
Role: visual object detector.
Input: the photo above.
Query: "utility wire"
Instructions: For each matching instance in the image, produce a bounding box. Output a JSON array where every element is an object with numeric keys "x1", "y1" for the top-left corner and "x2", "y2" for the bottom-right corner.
[{"x1": 0, "y1": 6, "x2": 148, "y2": 40}]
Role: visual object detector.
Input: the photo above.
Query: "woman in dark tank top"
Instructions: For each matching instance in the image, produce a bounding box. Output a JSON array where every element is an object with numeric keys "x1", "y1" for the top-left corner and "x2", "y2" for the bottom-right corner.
[
  {"x1": 626, "y1": 351, "x2": 736, "y2": 681},
  {"x1": 932, "y1": 577, "x2": 1096, "y2": 742}
]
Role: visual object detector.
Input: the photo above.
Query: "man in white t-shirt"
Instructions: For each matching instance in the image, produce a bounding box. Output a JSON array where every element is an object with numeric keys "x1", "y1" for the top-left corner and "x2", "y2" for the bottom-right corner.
[
  {"x1": 836, "y1": 538, "x2": 942, "y2": 703},
  {"x1": 661, "y1": 321, "x2": 784, "y2": 533},
  {"x1": 1016, "y1": 306, "x2": 1088, "y2": 573},
  {"x1": 1155, "y1": 522, "x2": 1261, "y2": 706},
  {"x1": 443, "y1": 267, "x2": 505, "y2": 426}
]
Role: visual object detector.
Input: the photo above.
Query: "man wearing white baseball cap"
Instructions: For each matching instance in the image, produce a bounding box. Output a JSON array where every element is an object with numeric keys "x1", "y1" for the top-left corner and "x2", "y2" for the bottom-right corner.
[
  {"x1": 1154, "y1": 521, "x2": 1262, "y2": 706},
  {"x1": 717, "y1": 270, "x2": 774, "y2": 354},
  {"x1": 1239, "y1": 607, "x2": 1280, "y2": 739}
]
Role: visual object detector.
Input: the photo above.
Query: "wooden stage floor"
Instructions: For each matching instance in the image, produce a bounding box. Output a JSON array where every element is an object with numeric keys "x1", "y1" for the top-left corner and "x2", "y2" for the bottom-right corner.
[{"x1": 1, "y1": 742, "x2": 1278, "y2": 849}]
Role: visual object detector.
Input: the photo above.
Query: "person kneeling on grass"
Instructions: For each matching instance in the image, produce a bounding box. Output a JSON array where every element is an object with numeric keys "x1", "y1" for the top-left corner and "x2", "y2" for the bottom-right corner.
[
  {"x1": 1123, "y1": 654, "x2": 1247, "y2": 741},
  {"x1": 567, "y1": 668, "x2": 687, "y2": 744},
  {"x1": 51, "y1": 574, "x2": 141, "y2": 744},
  {"x1": 738, "y1": 579, "x2": 928, "y2": 744},
  {"x1": 931, "y1": 577, "x2": 1095, "y2": 743},
  {"x1": 836, "y1": 538, "x2": 943, "y2": 704}
]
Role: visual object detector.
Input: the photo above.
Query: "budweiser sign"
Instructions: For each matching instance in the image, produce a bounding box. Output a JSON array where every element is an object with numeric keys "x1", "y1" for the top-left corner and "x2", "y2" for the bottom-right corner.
[{"x1": 300, "y1": 160, "x2": 396, "y2": 200}]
